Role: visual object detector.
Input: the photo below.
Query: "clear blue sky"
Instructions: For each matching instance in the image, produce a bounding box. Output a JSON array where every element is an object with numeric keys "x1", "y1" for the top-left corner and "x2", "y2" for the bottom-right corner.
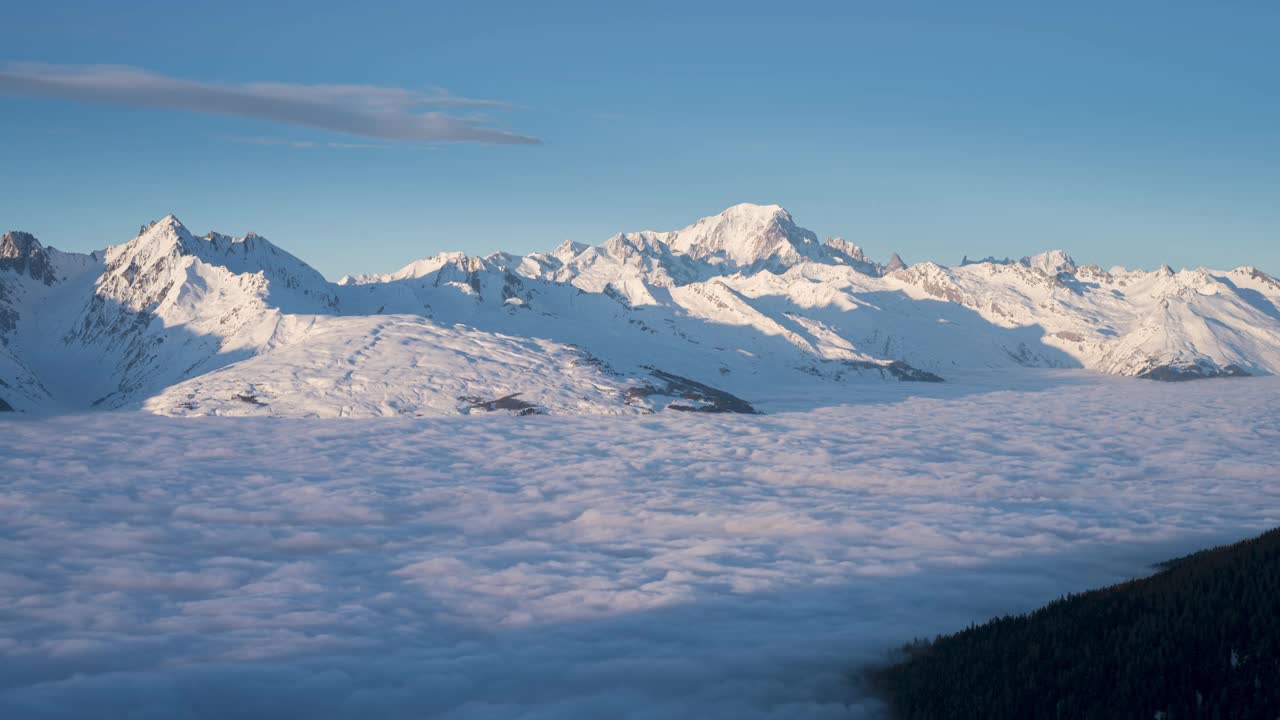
[{"x1": 2, "y1": 0, "x2": 1277, "y2": 278}]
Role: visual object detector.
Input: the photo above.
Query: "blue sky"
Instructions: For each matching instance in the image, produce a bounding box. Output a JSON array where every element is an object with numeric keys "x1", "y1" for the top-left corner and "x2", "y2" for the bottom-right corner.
[{"x1": 2, "y1": 0, "x2": 1277, "y2": 278}]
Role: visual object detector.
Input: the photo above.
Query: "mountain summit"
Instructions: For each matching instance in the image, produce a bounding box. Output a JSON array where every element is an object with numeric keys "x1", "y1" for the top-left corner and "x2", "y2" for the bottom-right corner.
[
  {"x1": 1, "y1": 230, "x2": 57, "y2": 285},
  {"x1": 663, "y1": 203, "x2": 816, "y2": 265}
]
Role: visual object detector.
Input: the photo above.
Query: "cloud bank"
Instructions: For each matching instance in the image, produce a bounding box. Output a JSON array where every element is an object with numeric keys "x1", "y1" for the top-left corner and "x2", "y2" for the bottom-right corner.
[
  {"x1": 0, "y1": 63, "x2": 540, "y2": 144},
  {"x1": 0, "y1": 375, "x2": 1277, "y2": 718}
]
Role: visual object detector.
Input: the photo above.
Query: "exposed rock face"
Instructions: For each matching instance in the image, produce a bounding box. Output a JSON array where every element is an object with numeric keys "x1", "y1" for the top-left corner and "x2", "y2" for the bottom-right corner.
[
  {"x1": 625, "y1": 369, "x2": 758, "y2": 414},
  {"x1": 0, "y1": 286, "x2": 17, "y2": 340},
  {"x1": 460, "y1": 393, "x2": 544, "y2": 415},
  {"x1": 0, "y1": 231, "x2": 56, "y2": 285},
  {"x1": 1136, "y1": 362, "x2": 1250, "y2": 382},
  {"x1": 870, "y1": 360, "x2": 944, "y2": 383}
]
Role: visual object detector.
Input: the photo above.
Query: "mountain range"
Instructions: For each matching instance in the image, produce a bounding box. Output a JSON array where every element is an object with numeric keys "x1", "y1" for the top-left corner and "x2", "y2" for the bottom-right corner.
[{"x1": 2, "y1": 203, "x2": 1277, "y2": 416}]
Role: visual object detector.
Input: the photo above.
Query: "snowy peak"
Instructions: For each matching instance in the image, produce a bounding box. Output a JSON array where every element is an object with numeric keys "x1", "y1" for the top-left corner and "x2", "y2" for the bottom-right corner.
[
  {"x1": 1, "y1": 231, "x2": 57, "y2": 285},
  {"x1": 369, "y1": 204, "x2": 895, "y2": 298},
  {"x1": 138, "y1": 214, "x2": 194, "y2": 247},
  {"x1": 528, "y1": 203, "x2": 892, "y2": 290},
  {"x1": 821, "y1": 237, "x2": 882, "y2": 274},
  {"x1": 552, "y1": 239, "x2": 589, "y2": 260},
  {"x1": 646, "y1": 203, "x2": 895, "y2": 275},
  {"x1": 102, "y1": 216, "x2": 336, "y2": 313},
  {"x1": 341, "y1": 251, "x2": 473, "y2": 285},
  {"x1": 957, "y1": 250, "x2": 1077, "y2": 276},
  {"x1": 822, "y1": 237, "x2": 869, "y2": 263},
  {"x1": 106, "y1": 215, "x2": 197, "y2": 273},
  {"x1": 195, "y1": 231, "x2": 333, "y2": 298},
  {"x1": 115, "y1": 216, "x2": 317, "y2": 282},
  {"x1": 1023, "y1": 250, "x2": 1076, "y2": 275},
  {"x1": 665, "y1": 203, "x2": 819, "y2": 266},
  {"x1": 1230, "y1": 266, "x2": 1280, "y2": 293}
]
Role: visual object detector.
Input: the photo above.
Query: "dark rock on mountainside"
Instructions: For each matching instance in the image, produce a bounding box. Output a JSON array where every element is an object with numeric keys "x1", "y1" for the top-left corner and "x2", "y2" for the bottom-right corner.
[
  {"x1": 1137, "y1": 362, "x2": 1250, "y2": 382},
  {"x1": 461, "y1": 393, "x2": 545, "y2": 415},
  {"x1": 0, "y1": 231, "x2": 57, "y2": 285},
  {"x1": 626, "y1": 368, "x2": 759, "y2": 414},
  {"x1": 0, "y1": 301, "x2": 17, "y2": 340},
  {"x1": 864, "y1": 360, "x2": 944, "y2": 383},
  {"x1": 816, "y1": 359, "x2": 944, "y2": 383}
]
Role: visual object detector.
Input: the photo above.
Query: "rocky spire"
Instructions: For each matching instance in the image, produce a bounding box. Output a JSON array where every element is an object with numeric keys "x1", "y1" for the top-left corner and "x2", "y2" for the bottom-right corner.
[{"x1": 0, "y1": 231, "x2": 57, "y2": 285}]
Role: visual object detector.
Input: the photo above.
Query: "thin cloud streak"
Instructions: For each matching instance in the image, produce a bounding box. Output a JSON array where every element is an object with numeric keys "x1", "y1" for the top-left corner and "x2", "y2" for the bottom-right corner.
[
  {"x1": 229, "y1": 135, "x2": 394, "y2": 150},
  {"x1": 0, "y1": 63, "x2": 540, "y2": 144}
]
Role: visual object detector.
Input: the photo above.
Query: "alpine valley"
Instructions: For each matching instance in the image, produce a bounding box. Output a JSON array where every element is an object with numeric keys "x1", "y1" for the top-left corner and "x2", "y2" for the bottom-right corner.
[{"x1": 3, "y1": 203, "x2": 1278, "y2": 417}]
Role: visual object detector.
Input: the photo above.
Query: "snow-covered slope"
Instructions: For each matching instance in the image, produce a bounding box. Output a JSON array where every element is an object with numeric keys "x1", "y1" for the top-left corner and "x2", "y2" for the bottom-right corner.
[
  {"x1": 893, "y1": 256, "x2": 1280, "y2": 378},
  {"x1": 3, "y1": 204, "x2": 1279, "y2": 415},
  {"x1": 57, "y1": 216, "x2": 342, "y2": 408},
  {"x1": 0, "y1": 231, "x2": 101, "y2": 410}
]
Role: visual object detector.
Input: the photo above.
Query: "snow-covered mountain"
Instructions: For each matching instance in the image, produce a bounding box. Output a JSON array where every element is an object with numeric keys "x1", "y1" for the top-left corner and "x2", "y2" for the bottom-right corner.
[{"x1": 2, "y1": 204, "x2": 1277, "y2": 416}]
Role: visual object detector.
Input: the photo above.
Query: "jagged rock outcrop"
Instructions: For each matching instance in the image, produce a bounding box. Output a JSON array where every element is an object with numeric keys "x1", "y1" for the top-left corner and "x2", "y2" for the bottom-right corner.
[{"x1": 1, "y1": 231, "x2": 56, "y2": 285}]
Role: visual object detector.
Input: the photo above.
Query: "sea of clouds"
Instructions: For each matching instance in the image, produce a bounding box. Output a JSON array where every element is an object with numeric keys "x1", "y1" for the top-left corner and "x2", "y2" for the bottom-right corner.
[{"x1": 2, "y1": 372, "x2": 1277, "y2": 718}]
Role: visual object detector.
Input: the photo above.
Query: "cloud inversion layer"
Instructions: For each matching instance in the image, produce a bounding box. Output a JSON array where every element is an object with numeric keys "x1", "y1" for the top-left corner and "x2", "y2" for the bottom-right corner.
[
  {"x1": 1, "y1": 377, "x2": 1276, "y2": 717},
  {"x1": 0, "y1": 63, "x2": 540, "y2": 144}
]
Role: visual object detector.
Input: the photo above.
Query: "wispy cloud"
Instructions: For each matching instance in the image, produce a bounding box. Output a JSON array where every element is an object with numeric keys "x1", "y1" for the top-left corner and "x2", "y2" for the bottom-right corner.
[
  {"x1": 229, "y1": 135, "x2": 395, "y2": 150},
  {"x1": 0, "y1": 63, "x2": 540, "y2": 145}
]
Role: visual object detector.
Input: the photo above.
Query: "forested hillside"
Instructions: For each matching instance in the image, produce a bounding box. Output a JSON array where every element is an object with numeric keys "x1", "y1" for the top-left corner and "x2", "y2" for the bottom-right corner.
[{"x1": 873, "y1": 528, "x2": 1280, "y2": 719}]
